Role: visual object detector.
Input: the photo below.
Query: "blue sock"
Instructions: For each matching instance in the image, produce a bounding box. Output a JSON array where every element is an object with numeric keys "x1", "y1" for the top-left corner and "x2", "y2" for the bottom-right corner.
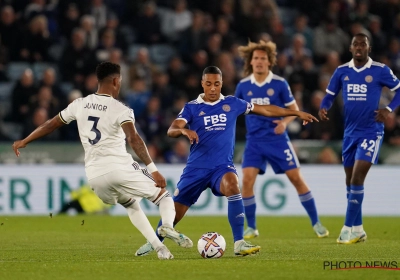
[
  {"x1": 243, "y1": 196, "x2": 256, "y2": 229},
  {"x1": 346, "y1": 186, "x2": 350, "y2": 199},
  {"x1": 344, "y1": 185, "x2": 364, "y2": 227},
  {"x1": 299, "y1": 191, "x2": 319, "y2": 226},
  {"x1": 346, "y1": 186, "x2": 362, "y2": 226},
  {"x1": 156, "y1": 219, "x2": 164, "y2": 242},
  {"x1": 227, "y1": 194, "x2": 245, "y2": 242}
]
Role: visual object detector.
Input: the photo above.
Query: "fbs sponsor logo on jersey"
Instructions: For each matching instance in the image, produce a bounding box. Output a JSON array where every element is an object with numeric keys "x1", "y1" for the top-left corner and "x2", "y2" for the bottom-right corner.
[
  {"x1": 203, "y1": 114, "x2": 227, "y2": 131},
  {"x1": 251, "y1": 97, "x2": 270, "y2": 105},
  {"x1": 347, "y1": 84, "x2": 367, "y2": 93}
]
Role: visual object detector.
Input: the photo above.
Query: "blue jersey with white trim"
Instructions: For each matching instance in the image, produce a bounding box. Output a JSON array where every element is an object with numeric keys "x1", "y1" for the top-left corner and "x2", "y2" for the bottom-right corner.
[
  {"x1": 235, "y1": 72, "x2": 295, "y2": 141},
  {"x1": 177, "y1": 94, "x2": 252, "y2": 168},
  {"x1": 326, "y1": 58, "x2": 400, "y2": 137}
]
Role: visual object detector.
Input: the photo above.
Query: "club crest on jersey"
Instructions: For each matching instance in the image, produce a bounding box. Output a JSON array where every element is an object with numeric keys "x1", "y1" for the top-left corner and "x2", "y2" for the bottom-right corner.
[
  {"x1": 222, "y1": 105, "x2": 231, "y2": 112},
  {"x1": 365, "y1": 75, "x2": 373, "y2": 83},
  {"x1": 247, "y1": 91, "x2": 253, "y2": 96},
  {"x1": 199, "y1": 111, "x2": 206, "y2": 116},
  {"x1": 344, "y1": 76, "x2": 349, "y2": 81},
  {"x1": 267, "y1": 89, "x2": 275, "y2": 96}
]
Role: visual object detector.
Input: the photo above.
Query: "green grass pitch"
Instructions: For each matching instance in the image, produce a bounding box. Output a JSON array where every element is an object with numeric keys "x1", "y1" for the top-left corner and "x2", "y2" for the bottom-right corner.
[{"x1": 1, "y1": 216, "x2": 400, "y2": 280}]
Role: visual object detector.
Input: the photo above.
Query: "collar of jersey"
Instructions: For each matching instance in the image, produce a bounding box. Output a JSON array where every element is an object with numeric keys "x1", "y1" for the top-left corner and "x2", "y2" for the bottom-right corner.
[
  {"x1": 95, "y1": 92, "x2": 112, "y2": 97},
  {"x1": 196, "y1": 93, "x2": 225, "y2": 105},
  {"x1": 348, "y1": 57, "x2": 372, "y2": 72},
  {"x1": 250, "y1": 71, "x2": 273, "y2": 87}
]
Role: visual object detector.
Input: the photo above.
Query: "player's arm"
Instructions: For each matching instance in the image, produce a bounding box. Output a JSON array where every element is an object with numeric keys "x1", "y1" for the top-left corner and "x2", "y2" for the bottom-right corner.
[
  {"x1": 167, "y1": 119, "x2": 199, "y2": 144},
  {"x1": 251, "y1": 104, "x2": 318, "y2": 124},
  {"x1": 12, "y1": 115, "x2": 65, "y2": 157},
  {"x1": 319, "y1": 69, "x2": 341, "y2": 121},
  {"x1": 121, "y1": 121, "x2": 166, "y2": 187},
  {"x1": 273, "y1": 103, "x2": 299, "y2": 135},
  {"x1": 376, "y1": 66, "x2": 400, "y2": 122}
]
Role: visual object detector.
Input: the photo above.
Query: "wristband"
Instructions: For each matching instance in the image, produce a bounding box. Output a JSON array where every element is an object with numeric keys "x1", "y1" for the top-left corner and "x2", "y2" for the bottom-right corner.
[
  {"x1": 146, "y1": 162, "x2": 158, "y2": 173},
  {"x1": 385, "y1": 106, "x2": 393, "y2": 113}
]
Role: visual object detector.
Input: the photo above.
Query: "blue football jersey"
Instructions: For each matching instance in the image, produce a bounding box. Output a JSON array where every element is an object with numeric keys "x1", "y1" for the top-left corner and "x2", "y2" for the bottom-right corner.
[
  {"x1": 235, "y1": 72, "x2": 295, "y2": 141},
  {"x1": 177, "y1": 94, "x2": 253, "y2": 168},
  {"x1": 326, "y1": 58, "x2": 400, "y2": 137}
]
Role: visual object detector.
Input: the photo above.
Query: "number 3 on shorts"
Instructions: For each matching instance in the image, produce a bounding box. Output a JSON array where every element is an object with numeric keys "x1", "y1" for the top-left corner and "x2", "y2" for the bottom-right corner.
[{"x1": 284, "y1": 149, "x2": 293, "y2": 161}]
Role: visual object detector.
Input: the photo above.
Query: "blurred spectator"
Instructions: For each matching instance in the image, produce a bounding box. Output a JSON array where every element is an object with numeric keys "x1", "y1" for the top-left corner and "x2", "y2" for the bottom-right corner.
[
  {"x1": 60, "y1": 28, "x2": 97, "y2": 85},
  {"x1": 348, "y1": 1, "x2": 373, "y2": 27},
  {"x1": 108, "y1": 48, "x2": 129, "y2": 93},
  {"x1": 137, "y1": 96, "x2": 165, "y2": 143},
  {"x1": 387, "y1": 38, "x2": 400, "y2": 75},
  {"x1": 283, "y1": 33, "x2": 312, "y2": 69},
  {"x1": 368, "y1": 16, "x2": 387, "y2": 57},
  {"x1": 134, "y1": 1, "x2": 163, "y2": 45},
  {"x1": 125, "y1": 78, "x2": 152, "y2": 118},
  {"x1": 190, "y1": 50, "x2": 209, "y2": 77},
  {"x1": 22, "y1": 107, "x2": 59, "y2": 140},
  {"x1": 268, "y1": 16, "x2": 288, "y2": 51},
  {"x1": 179, "y1": 9, "x2": 208, "y2": 61},
  {"x1": 160, "y1": 0, "x2": 193, "y2": 43},
  {"x1": 167, "y1": 56, "x2": 186, "y2": 89},
  {"x1": 90, "y1": 0, "x2": 111, "y2": 30},
  {"x1": 204, "y1": 33, "x2": 222, "y2": 64},
  {"x1": 272, "y1": 52, "x2": 293, "y2": 79},
  {"x1": 80, "y1": 15, "x2": 98, "y2": 50},
  {"x1": 152, "y1": 71, "x2": 174, "y2": 110},
  {"x1": 164, "y1": 138, "x2": 189, "y2": 163},
  {"x1": 286, "y1": 14, "x2": 314, "y2": 51},
  {"x1": 99, "y1": 13, "x2": 128, "y2": 54},
  {"x1": 129, "y1": 47, "x2": 158, "y2": 89},
  {"x1": 59, "y1": 3, "x2": 80, "y2": 39},
  {"x1": 290, "y1": 56, "x2": 319, "y2": 94},
  {"x1": 17, "y1": 15, "x2": 52, "y2": 63},
  {"x1": 316, "y1": 146, "x2": 340, "y2": 164},
  {"x1": 215, "y1": 16, "x2": 235, "y2": 51},
  {"x1": 80, "y1": 73, "x2": 98, "y2": 97},
  {"x1": 38, "y1": 67, "x2": 65, "y2": 105},
  {"x1": 96, "y1": 28, "x2": 117, "y2": 61},
  {"x1": 28, "y1": 86, "x2": 60, "y2": 118},
  {"x1": 10, "y1": 69, "x2": 37, "y2": 123},
  {"x1": 146, "y1": 143, "x2": 165, "y2": 163},
  {"x1": 313, "y1": 17, "x2": 349, "y2": 63},
  {"x1": 320, "y1": 51, "x2": 341, "y2": 77},
  {"x1": 183, "y1": 71, "x2": 202, "y2": 100},
  {"x1": 0, "y1": 6, "x2": 20, "y2": 53}
]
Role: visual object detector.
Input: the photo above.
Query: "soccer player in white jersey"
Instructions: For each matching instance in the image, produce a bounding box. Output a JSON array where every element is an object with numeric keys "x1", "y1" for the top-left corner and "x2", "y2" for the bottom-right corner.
[
  {"x1": 135, "y1": 66, "x2": 319, "y2": 257},
  {"x1": 235, "y1": 40, "x2": 329, "y2": 239},
  {"x1": 12, "y1": 62, "x2": 193, "y2": 259},
  {"x1": 319, "y1": 33, "x2": 400, "y2": 244}
]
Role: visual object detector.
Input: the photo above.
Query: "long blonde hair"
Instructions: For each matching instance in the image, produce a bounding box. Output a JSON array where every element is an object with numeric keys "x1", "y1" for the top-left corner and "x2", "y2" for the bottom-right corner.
[{"x1": 238, "y1": 40, "x2": 277, "y2": 76}]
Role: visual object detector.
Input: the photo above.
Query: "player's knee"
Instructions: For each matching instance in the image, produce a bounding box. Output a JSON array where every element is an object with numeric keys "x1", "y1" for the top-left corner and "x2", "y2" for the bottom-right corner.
[{"x1": 152, "y1": 190, "x2": 171, "y2": 206}]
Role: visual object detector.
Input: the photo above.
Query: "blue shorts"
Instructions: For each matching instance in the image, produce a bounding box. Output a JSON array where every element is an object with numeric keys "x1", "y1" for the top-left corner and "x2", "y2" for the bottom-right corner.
[
  {"x1": 173, "y1": 164, "x2": 238, "y2": 207},
  {"x1": 342, "y1": 135, "x2": 383, "y2": 167},
  {"x1": 242, "y1": 140, "x2": 299, "y2": 175}
]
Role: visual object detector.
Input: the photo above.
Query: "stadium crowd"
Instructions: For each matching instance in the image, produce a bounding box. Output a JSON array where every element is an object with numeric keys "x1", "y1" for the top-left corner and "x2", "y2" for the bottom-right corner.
[{"x1": 1, "y1": 0, "x2": 400, "y2": 163}]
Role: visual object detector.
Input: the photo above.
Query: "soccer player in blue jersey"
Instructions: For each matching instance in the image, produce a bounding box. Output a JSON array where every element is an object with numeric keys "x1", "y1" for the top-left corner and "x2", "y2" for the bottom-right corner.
[
  {"x1": 135, "y1": 66, "x2": 318, "y2": 256},
  {"x1": 319, "y1": 33, "x2": 400, "y2": 244},
  {"x1": 235, "y1": 40, "x2": 329, "y2": 239}
]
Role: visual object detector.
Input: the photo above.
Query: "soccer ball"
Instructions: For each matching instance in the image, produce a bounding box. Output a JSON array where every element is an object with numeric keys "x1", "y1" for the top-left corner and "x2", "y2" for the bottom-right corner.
[{"x1": 197, "y1": 232, "x2": 226, "y2": 259}]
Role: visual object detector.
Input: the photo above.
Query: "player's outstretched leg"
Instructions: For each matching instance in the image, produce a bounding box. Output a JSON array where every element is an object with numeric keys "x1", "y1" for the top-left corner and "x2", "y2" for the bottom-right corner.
[
  {"x1": 122, "y1": 199, "x2": 173, "y2": 259},
  {"x1": 157, "y1": 225, "x2": 193, "y2": 248}
]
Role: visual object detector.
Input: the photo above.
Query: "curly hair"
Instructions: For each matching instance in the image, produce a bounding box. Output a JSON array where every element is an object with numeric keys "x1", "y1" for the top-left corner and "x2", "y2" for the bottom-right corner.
[
  {"x1": 238, "y1": 40, "x2": 277, "y2": 76},
  {"x1": 95, "y1": 62, "x2": 120, "y2": 81}
]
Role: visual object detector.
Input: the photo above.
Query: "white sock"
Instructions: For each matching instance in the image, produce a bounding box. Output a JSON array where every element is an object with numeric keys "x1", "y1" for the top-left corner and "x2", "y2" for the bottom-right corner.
[
  {"x1": 341, "y1": 225, "x2": 352, "y2": 232},
  {"x1": 126, "y1": 201, "x2": 163, "y2": 249},
  {"x1": 158, "y1": 195, "x2": 175, "y2": 228},
  {"x1": 352, "y1": 225, "x2": 364, "y2": 233}
]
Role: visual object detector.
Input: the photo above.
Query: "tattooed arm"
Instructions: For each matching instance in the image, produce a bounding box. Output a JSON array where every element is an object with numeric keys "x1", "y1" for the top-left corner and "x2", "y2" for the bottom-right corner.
[
  {"x1": 122, "y1": 121, "x2": 166, "y2": 188},
  {"x1": 122, "y1": 121, "x2": 152, "y2": 165}
]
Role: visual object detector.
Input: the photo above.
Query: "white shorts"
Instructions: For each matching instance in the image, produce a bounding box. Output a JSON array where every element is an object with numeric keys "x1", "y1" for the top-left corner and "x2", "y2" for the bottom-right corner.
[{"x1": 88, "y1": 165, "x2": 160, "y2": 205}]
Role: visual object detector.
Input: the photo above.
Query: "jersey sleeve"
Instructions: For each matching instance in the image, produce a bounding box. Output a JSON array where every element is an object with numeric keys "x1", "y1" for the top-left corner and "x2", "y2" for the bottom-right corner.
[
  {"x1": 177, "y1": 103, "x2": 192, "y2": 123},
  {"x1": 380, "y1": 65, "x2": 400, "y2": 91},
  {"x1": 234, "y1": 83, "x2": 243, "y2": 99},
  {"x1": 326, "y1": 68, "x2": 342, "y2": 96},
  {"x1": 118, "y1": 107, "x2": 135, "y2": 126},
  {"x1": 235, "y1": 97, "x2": 253, "y2": 116},
  {"x1": 59, "y1": 98, "x2": 81, "y2": 124},
  {"x1": 281, "y1": 80, "x2": 296, "y2": 106}
]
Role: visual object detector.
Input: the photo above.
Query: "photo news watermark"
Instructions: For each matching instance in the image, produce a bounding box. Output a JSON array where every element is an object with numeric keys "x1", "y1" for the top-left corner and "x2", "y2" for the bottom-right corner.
[{"x1": 324, "y1": 260, "x2": 400, "y2": 270}]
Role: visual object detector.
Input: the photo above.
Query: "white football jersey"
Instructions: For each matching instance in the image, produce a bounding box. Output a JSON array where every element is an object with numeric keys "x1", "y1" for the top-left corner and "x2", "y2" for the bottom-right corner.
[{"x1": 59, "y1": 93, "x2": 135, "y2": 179}]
